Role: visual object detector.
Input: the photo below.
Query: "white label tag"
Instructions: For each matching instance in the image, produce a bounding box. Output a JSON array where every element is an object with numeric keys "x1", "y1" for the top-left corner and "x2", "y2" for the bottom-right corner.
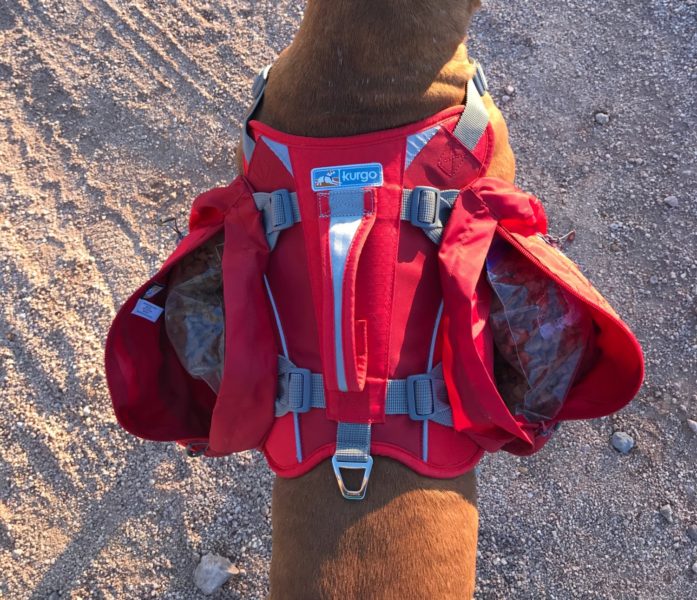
[
  {"x1": 143, "y1": 284, "x2": 165, "y2": 299},
  {"x1": 311, "y1": 163, "x2": 383, "y2": 192},
  {"x1": 132, "y1": 299, "x2": 164, "y2": 323}
]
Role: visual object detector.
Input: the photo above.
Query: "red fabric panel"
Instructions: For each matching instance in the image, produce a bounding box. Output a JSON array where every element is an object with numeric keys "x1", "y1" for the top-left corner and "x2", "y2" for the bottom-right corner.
[
  {"x1": 209, "y1": 179, "x2": 278, "y2": 454},
  {"x1": 106, "y1": 181, "x2": 248, "y2": 444},
  {"x1": 439, "y1": 188, "x2": 529, "y2": 450}
]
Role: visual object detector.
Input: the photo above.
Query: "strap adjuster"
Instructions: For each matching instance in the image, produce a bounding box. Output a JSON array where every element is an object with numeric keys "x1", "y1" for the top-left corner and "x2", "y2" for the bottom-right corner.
[
  {"x1": 286, "y1": 367, "x2": 312, "y2": 413},
  {"x1": 406, "y1": 374, "x2": 436, "y2": 421},
  {"x1": 409, "y1": 187, "x2": 442, "y2": 230},
  {"x1": 269, "y1": 189, "x2": 294, "y2": 233},
  {"x1": 331, "y1": 455, "x2": 373, "y2": 501}
]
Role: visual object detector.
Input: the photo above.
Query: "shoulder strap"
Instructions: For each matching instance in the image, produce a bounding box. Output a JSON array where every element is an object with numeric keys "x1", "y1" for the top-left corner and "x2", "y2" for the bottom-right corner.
[
  {"x1": 452, "y1": 62, "x2": 490, "y2": 152},
  {"x1": 241, "y1": 64, "x2": 272, "y2": 165}
]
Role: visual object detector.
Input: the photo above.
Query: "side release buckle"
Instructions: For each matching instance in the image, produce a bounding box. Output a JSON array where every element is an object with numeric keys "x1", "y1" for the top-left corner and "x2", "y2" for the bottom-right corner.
[
  {"x1": 268, "y1": 189, "x2": 294, "y2": 233},
  {"x1": 286, "y1": 366, "x2": 312, "y2": 413},
  {"x1": 409, "y1": 187, "x2": 442, "y2": 230},
  {"x1": 406, "y1": 374, "x2": 436, "y2": 421}
]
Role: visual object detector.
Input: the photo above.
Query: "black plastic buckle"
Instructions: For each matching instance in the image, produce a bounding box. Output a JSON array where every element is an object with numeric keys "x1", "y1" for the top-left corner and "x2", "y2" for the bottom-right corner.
[
  {"x1": 473, "y1": 62, "x2": 488, "y2": 96},
  {"x1": 409, "y1": 187, "x2": 442, "y2": 230},
  {"x1": 269, "y1": 189, "x2": 294, "y2": 233},
  {"x1": 406, "y1": 375, "x2": 436, "y2": 421},
  {"x1": 185, "y1": 442, "x2": 209, "y2": 458},
  {"x1": 251, "y1": 64, "x2": 271, "y2": 100},
  {"x1": 286, "y1": 367, "x2": 312, "y2": 413}
]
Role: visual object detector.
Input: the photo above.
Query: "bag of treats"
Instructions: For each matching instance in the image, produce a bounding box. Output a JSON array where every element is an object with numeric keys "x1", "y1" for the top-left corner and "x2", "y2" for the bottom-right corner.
[
  {"x1": 485, "y1": 236, "x2": 596, "y2": 423},
  {"x1": 165, "y1": 232, "x2": 225, "y2": 393}
]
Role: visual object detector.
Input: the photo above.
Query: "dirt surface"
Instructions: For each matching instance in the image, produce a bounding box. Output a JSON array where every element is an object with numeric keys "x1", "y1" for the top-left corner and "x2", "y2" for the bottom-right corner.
[{"x1": 1, "y1": 1, "x2": 695, "y2": 599}]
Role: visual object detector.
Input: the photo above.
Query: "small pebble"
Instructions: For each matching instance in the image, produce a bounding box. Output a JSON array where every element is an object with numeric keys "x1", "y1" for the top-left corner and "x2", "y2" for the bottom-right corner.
[
  {"x1": 659, "y1": 504, "x2": 674, "y2": 523},
  {"x1": 501, "y1": 94, "x2": 511, "y2": 103},
  {"x1": 595, "y1": 112, "x2": 610, "y2": 125},
  {"x1": 687, "y1": 525, "x2": 697, "y2": 542},
  {"x1": 692, "y1": 562, "x2": 697, "y2": 575},
  {"x1": 663, "y1": 195, "x2": 679, "y2": 208},
  {"x1": 611, "y1": 431, "x2": 634, "y2": 454},
  {"x1": 505, "y1": 85, "x2": 515, "y2": 95},
  {"x1": 194, "y1": 553, "x2": 240, "y2": 595},
  {"x1": 687, "y1": 419, "x2": 697, "y2": 435}
]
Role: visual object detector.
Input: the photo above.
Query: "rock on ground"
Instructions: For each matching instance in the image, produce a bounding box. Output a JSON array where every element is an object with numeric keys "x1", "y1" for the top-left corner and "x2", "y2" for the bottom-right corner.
[{"x1": 193, "y1": 553, "x2": 240, "y2": 595}]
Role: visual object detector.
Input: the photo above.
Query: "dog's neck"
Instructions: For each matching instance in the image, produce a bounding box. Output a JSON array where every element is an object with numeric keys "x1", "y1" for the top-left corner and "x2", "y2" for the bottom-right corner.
[{"x1": 257, "y1": 0, "x2": 481, "y2": 137}]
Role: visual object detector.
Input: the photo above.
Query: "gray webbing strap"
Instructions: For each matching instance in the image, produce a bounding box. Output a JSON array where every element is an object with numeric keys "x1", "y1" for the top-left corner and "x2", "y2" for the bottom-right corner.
[
  {"x1": 332, "y1": 423, "x2": 373, "y2": 500},
  {"x1": 401, "y1": 188, "x2": 460, "y2": 245},
  {"x1": 242, "y1": 64, "x2": 272, "y2": 164},
  {"x1": 253, "y1": 190, "x2": 301, "y2": 250},
  {"x1": 453, "y1": 62, "x2": 490, "y2": 151},
  {"x1": 275, "y1": 355, "x2": 453, "y2": 500},
  {"x1": 275, "y1": 356, "x2": 326, "y2": 416},
  {"x1": 275, "y1": 356, "x2": 453, "y2": 426},
  {"x1": 385, "y1": 364, "x2": 453, "y2": 427}
]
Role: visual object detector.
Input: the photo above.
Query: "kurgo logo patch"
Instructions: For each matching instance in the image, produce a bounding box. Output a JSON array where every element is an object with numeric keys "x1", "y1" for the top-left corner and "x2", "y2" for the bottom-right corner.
[{"x1": 311, "y1": 163, "x2": 383, "y2": 191}]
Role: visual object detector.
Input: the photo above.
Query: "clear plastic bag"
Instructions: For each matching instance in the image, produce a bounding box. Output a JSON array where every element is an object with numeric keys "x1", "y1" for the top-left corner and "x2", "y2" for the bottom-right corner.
[
  {"x1": 486, "y1": 237, "x2": 595, "y2": 422},
  {"x1": 165, "y1": 232, "x2": 225, "y2": 393}
]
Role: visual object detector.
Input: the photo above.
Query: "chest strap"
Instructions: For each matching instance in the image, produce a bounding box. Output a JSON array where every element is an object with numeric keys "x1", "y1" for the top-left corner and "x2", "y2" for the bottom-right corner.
[
  {"x1": 275, "y1": 355, "x2": 453, "y2": 500},
  {"x1": 453, "y1": 63, "x2": 489, "y2": 151},
  {"x1": 254, "y1": 186, "x2": 458, "y2": 249},
  {"x1": 275, "y1": 356, "x2": 453, "y2": 426}
]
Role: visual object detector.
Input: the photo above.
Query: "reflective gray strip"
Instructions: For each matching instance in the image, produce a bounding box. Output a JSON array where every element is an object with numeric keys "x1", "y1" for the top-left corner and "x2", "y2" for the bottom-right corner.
[
  {"x1": 452, "y1": 76, "x2": 489, "y2": 151},
  {"x1": 405, "y1": 125, "x2": 441, "y2": 170},
  {"x1": 401, "y1": 188, "x2": 459, "y2": 244},
  {"x1": 242, "y1": 133, "x2": 256, "y2": 165},
  {"x1": 293, "y1": 413, "x2": 303, "y2": 463},
  {"x1": 264, "y1": 277, "x2": 303, "y2": 460},
  {"x1": 335, "y1": 422, "x2": 372, "y2": 464},
  {"x1": 274, "y1": 356, "x2": 453, "y2": 427},
  {"x1": 264, "y1": 275, "x2": 289, "y2": 359},
  {"x1": 242, "y1": 64, "x2": 272, "y2": 164},
  {"x1": 261, "y1": 136, "x2": 294, "y2": 175},
  {"x1": 428, "y1": 301, "x2": 444, "y2": 371},
  {"x1": 327, "y1": 189, "x2": 365, "y2": 392},
  {"x1": 423, "y1": 300, "x2": 444, "y2": 461},
  {"x1": 253, "y1": 190, "x2": 301, "y2": 250}
]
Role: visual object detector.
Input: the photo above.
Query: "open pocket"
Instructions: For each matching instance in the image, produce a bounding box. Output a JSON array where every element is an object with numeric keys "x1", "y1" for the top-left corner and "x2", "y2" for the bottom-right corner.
[
  {"x1": 165, "y1": 231, "x2": 225, "y2": 394},
  {"x1": 438, "y1": 178, "x2": 644, "y2": 455},
  {"x1": 495, "y1": 227, "x2": 644, "y2": 429},
  {"x1": 486, "y1": 235, "x2": 597, "y2": 424},
  {"x1": 105, "y1": 176, "x2": 278, "y2": 456}
]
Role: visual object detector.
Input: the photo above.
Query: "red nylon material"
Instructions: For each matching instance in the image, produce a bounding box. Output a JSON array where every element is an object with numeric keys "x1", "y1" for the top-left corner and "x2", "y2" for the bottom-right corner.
[
  {"x1": 106, "y1": 177, "x2": 278, "y2": 456},
  {"x1": 106, "y1": 104, "x2": 644, "y2": 480},
  {"x1": 439, "y1": 178, "x2": 644, "y2": 454}
]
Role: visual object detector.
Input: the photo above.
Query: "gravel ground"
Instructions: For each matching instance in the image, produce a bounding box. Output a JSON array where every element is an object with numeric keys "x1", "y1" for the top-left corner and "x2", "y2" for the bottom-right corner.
[{"x1": 1, "y1": 1, "x2": 695, "y2": 599}]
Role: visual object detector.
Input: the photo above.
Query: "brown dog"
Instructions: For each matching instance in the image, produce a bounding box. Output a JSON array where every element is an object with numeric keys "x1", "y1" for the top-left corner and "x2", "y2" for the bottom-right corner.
[{"x1": 237, "y1": 1, "x2": 515, "y2": 598}]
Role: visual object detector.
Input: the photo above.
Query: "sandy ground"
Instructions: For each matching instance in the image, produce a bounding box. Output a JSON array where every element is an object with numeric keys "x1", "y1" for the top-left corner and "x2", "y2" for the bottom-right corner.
[{"x1": 1, "y1": 1, "x2": 696, "y2": 598}]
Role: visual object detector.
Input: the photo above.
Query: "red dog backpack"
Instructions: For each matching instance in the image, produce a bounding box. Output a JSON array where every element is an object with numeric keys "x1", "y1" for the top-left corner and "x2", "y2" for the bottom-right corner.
[{"x1": 105, "y1": 64, "x2": 644, "y2": 499}]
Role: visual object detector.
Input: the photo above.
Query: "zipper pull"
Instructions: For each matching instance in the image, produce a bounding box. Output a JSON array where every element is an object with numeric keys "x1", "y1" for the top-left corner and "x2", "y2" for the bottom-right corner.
[{"x1": 540, "y1": 230, "x2": 576, "y2": 251}]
